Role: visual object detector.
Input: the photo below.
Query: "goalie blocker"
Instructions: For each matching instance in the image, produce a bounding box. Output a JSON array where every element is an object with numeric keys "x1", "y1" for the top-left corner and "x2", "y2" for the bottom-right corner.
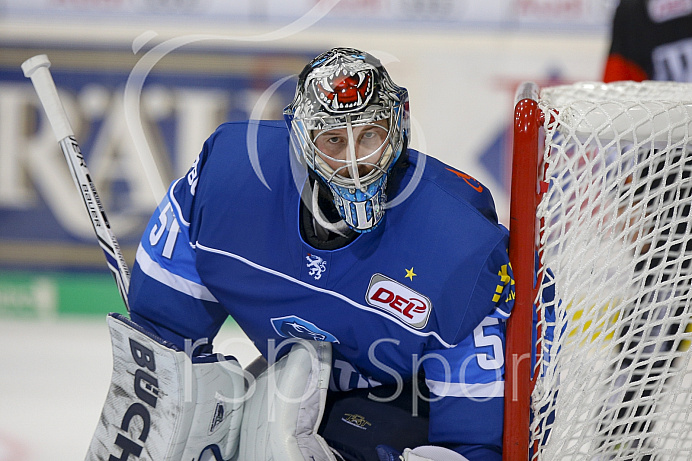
[{"x1": 86, "y1": 314, "x2": 334, "y2": 461}]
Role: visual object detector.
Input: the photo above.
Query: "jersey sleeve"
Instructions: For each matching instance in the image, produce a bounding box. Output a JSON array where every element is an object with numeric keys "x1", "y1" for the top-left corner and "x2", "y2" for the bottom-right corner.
[
  {"x1": 422, "y1": 222, "x2": 513, "y2": 460},
  {"x1": 603, "y1": 0, "x2": 649, "y2": 82},
  {"x1": 423, "y1": 312, "x2": 507, "y2": 461},
  {"x1": 450, "y1": 234, "x2": 515, "y2": 346},
  {"x1": 128, "y1": 130, "x2": 229, "y2": 351}
]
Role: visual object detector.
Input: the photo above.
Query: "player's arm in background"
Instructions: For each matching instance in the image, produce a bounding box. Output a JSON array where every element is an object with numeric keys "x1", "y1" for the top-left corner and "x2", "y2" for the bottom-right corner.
[{"x1": 603, "y1": 0, "x2": 649, "y2": 82}]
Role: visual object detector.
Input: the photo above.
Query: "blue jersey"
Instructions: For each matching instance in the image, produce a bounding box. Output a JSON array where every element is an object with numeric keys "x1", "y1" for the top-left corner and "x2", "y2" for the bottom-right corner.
[{"x1": 128, "y1": 120, "x2": 515, "y2": 460}]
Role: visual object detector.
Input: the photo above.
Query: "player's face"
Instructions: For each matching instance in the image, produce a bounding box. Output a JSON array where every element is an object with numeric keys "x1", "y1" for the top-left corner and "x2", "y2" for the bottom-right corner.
[{"x1": 312, "y1": 120, "x2": 389, "y2": 180}]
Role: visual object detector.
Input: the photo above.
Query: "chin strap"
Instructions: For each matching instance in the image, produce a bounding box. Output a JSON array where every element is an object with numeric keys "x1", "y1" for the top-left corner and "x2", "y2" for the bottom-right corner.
[{"x1": 311, "y1": 180, "x2": 351, "y2": 237}]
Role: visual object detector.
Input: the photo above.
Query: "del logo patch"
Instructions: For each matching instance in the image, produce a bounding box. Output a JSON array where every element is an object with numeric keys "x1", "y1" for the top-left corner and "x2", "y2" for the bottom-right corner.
[
  {"x1": 366, "y1": 274, "x2": 432, "y2": 329},
  {"x1": 271, "y1": 315, "x2": 339, "y2": 343}
]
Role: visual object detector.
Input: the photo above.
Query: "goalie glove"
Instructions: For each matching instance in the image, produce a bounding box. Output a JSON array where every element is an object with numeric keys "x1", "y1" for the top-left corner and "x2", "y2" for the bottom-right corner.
[
  {"x1": 376, "y1": 445, "x2": 470, "y2": 461},
  {"x1": 234, "y1": 339, "x2": 336, "y2": 461},
  {"x1": 85, "y1": 313, "x2": 247, "y2": 461}
]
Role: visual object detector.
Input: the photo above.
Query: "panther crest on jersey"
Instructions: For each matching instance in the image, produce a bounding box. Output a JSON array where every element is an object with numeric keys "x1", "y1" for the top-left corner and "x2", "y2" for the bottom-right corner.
[{"x1": 308, "y1": 51, "x2": 375, "y2": 113}]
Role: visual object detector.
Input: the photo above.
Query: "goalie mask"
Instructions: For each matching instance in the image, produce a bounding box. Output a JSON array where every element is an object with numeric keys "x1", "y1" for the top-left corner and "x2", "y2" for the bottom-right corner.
[{"x1": 284, "y1": 47, "x2": 410, "y2": 232}]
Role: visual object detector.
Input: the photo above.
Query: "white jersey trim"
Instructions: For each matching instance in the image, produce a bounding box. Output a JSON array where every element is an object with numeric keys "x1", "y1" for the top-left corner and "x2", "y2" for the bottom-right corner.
[
  {"x1": 425, "y1": 378, "x2": 504, "y2": 398},
  {"x1": 195, "y1": 241, "x2": 457, "y2": 349},
  {"x1": 136, "y1": 244, "x2": 218, "y2": 302},
  {"x1": 168, "y1": 177, "x2": 191, "y2": 228},
  {"x1": 492, "y1": 307, "x2": 511, "y2": 319}
]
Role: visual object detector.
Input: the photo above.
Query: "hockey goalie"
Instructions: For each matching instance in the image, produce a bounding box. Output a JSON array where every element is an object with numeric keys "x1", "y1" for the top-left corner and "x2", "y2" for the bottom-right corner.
[{"x1": 85, "y1": 48, "x2": 516, "y2": 461}]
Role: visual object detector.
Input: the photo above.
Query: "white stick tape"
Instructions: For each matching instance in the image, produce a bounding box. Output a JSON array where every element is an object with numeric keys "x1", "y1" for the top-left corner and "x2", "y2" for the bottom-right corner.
[{"x1": 21, "y1": 54, "x2": 75, "y2": 142}]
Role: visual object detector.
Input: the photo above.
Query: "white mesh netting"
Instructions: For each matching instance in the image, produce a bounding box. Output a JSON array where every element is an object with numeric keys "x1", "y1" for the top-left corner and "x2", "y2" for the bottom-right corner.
[{"x1": 530, "y1": 81, "x2": 692, "y2": 461}]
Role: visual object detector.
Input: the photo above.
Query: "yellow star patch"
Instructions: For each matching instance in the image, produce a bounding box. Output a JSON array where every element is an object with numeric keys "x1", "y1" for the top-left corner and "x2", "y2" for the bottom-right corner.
[{"x1": 405, "y1": 267, "x2": 416, "y2": 281}]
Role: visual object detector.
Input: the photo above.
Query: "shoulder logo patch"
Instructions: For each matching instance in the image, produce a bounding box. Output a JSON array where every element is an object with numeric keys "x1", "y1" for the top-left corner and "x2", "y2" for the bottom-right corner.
[
  {"x1": 446, "y1": 167, "x2": 483, "y2": 193},
  {"x1": 366, "y1": 274, "x2": 432, "y2": 329}
]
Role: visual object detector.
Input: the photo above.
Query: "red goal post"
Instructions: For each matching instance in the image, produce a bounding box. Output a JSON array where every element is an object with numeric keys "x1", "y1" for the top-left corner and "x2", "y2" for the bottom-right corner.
[
  {"x1": 503, "y1": 80, "x2": 692, "y2": 461},
  {"x1": 503, "y1": 81, "x2": 543, "y2": 461}
]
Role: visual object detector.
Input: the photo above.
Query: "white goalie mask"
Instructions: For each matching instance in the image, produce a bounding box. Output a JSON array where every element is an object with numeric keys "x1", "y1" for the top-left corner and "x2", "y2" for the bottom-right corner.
[{"x1": 284, "y1": 47, "x2": 410, "y2": 232}]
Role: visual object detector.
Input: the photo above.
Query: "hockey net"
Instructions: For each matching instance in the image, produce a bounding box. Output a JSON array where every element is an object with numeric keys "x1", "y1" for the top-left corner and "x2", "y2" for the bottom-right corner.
[{"x1": 504, "y1": 81, "x2": 692, "y2": 461}]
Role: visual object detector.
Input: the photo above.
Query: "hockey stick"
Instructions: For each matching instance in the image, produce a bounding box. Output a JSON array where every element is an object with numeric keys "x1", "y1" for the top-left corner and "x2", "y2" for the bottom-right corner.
[{"x1": 22, "y1": 54, "x2": 131, "y2": 311}]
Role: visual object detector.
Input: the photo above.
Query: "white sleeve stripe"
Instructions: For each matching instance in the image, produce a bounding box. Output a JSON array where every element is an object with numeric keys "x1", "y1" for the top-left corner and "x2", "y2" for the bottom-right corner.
[
  {"x1": 195, "y1": 241, "x2": 457, "y2": 349},
  {"x1": 168, "y1": 177, "x2": 191, "y2": 228},
  {"x1": 136, "y1": 244, "x2": 218, "y2": 302},
  {"x1": 493, "y1": 307, "x2": 511, "y2": 319},
  {"x1": 425, "y1": 378, "x2": 504, "y2": 398}
]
